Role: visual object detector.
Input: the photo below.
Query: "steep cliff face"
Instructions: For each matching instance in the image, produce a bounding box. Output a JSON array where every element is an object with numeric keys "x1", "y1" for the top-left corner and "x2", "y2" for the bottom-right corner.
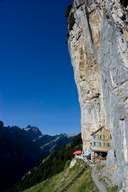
[{"x1": 67, "y1": 0, "x2": 128, "y2": 190}]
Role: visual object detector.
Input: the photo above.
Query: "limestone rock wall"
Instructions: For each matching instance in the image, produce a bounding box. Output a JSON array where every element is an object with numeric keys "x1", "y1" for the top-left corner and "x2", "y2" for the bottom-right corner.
[{"x1": 68, "y1": 0, "x2": 128, "y2": 190}]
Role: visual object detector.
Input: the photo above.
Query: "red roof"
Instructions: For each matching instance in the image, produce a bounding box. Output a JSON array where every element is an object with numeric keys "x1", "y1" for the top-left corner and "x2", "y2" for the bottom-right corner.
[{"x1": 73, "y1": 150, "x2": 82, "y2": 155}]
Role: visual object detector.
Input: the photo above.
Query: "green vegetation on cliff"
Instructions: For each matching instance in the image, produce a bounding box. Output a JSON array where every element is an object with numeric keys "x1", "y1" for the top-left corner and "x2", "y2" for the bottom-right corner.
[{"x1": 24, "y1": 159, "x2": 98, "y2": 192}]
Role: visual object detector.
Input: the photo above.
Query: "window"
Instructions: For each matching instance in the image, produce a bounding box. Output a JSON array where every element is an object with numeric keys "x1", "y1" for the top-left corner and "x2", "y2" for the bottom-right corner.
[
  {"x1": 107, "y1": 143, "x2": 110, "y2": 147},
  {"x1": 104, "y1": 143, "x2": 110, "y2": 147},
  {"x1": 99, "y1": 142, "x2": 101, "y2": 147},
  {"x1": 93, "y1": 135, "x2": 96, "y2": 139},
  {"x1": 99, "y1": 135, "x2": 102, "y2": 139}
]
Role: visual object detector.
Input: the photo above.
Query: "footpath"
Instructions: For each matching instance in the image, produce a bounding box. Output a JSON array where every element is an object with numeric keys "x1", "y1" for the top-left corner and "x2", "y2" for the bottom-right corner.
[{"x1": 75, "y1": 155, "x2": 107, "y2": 192}]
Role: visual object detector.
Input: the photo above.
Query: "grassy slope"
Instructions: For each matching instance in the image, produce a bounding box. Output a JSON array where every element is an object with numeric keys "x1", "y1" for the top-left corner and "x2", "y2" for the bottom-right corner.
[
  {"x1": 11, "y1": 134, "x2": 82, "y2": 192},
  {"x1": 108, "y1": 186, "x2": 118, "y2": 192},
  {"x1": 24, "y1": 159, "x2": 98, "y2": 192}
]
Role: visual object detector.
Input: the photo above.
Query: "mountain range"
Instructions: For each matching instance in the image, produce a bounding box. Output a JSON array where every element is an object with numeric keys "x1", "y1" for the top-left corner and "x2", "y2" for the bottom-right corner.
[
  {"x1": 10, "y1": 133, "x2": 82, "y2": 192},
  {"x1": 0, "y1": 121, "x2": 71, "y2": 192}
]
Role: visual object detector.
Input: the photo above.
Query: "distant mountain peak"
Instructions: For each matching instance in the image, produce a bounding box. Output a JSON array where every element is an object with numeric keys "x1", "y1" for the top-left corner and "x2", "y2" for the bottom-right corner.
[
  {"x1": 0, "y1": 121, "x2": 4, "y2": 127},
  {"x1": 24, "y1": 125, "x2": 42, "y2": 139}
]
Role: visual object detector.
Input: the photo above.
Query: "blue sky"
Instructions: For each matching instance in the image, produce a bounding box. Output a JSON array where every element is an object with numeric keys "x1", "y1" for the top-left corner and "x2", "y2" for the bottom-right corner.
[{"x1": 0, "y1": 0, "x2": 80, "y2": 135}]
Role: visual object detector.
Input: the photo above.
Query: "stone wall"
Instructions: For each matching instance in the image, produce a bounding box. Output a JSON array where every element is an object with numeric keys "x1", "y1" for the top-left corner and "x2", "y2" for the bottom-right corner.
[{"x1": 68, "y1": 0, "x2": 128, "y2": 190}]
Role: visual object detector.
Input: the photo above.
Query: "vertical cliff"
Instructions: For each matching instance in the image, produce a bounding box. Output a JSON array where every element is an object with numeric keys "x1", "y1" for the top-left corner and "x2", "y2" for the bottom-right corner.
[{"x1": 67, "y1": 0, "x2": 128, "y2": 191}]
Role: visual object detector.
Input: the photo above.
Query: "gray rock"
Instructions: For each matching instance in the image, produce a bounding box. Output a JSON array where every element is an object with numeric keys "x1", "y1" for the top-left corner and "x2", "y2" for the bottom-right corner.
[{"x1": 67, "y1": 0, "x2": 128, "y2": 190}]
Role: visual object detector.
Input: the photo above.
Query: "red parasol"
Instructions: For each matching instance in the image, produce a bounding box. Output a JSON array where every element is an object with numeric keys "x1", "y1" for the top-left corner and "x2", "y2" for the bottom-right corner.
[{"x1": 73, "y1": 150, "x2": 82, "y2": 155}]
